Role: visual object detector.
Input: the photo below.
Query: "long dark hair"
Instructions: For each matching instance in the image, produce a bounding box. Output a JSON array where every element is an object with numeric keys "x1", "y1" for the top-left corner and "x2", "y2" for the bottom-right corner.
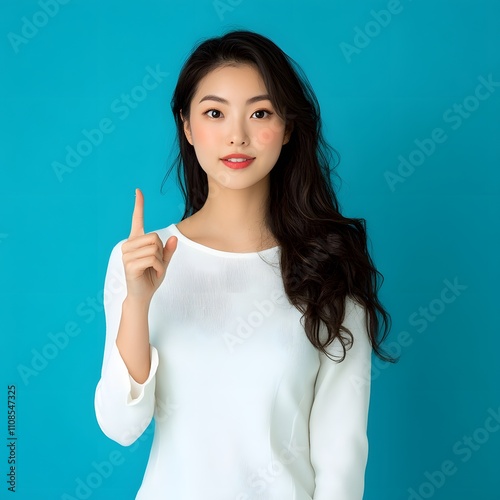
[{"x1": 162, "y1": 29, "x2": 397, "y2": 364}]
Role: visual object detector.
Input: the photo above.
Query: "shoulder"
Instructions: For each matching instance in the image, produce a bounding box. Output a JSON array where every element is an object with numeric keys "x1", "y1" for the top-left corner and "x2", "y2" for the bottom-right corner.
[
  {"x1": 343, "y1": 295, "x2": 372, "y2": 355},
  {"x1": 344, "y1": 295, "x2": 367, "y2": 321},
  {"x1": 151, "y1": 224, "x2": 177, "y2": 243}
]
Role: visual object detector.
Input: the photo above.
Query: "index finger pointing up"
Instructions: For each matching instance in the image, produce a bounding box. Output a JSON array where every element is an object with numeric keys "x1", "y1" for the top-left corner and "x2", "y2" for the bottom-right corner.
[{"x1": 129, "y1": 188, "x2": 145, "y2": 237}]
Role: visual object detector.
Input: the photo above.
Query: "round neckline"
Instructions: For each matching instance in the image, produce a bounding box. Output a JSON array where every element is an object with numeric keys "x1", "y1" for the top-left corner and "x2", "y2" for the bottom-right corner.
[{"x1": 168, "y1": 223, "x2": 280, "y2": 258}]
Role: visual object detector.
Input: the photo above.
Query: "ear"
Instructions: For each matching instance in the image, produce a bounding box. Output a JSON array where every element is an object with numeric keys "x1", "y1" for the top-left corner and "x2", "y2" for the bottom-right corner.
[
  {"x1": 282, "y1": 122, "x2": 293, "y2": 145},
  {"x1": 180, "y1": 110, "x2": 193, "y2": 145}
]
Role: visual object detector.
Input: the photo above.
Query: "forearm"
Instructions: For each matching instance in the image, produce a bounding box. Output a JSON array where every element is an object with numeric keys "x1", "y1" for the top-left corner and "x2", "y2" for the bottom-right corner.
[{"x1": 115, "y1": 295, "x2": 152, "y2": 383}]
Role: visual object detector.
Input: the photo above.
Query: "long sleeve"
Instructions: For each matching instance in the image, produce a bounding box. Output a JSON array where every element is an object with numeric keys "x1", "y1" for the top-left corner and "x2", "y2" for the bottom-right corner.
[
  {"x1": 310, "y1": 296, "x2": 372, "y2": 500},
  {"x1": 94, "y1": 238, "x2": 159, "y2": 446}
]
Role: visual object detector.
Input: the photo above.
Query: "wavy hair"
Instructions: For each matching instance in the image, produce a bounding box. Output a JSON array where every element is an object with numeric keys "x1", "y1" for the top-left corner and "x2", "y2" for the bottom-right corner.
[{"x1": 161, "y1": 29, "x2": 397, "y2": 364}]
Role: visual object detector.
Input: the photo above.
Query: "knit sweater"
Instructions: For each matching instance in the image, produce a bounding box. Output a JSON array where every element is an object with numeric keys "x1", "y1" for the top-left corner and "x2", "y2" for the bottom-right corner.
[{"x1": 94, "y1": 223, "x2": 372, "y2": 500}]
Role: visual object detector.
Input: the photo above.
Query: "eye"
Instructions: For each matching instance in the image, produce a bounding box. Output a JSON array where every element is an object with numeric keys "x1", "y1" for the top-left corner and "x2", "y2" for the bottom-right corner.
[
  {"x1": 252, "y1": 109, "x2": 273, "y2": 119},
  {"x1": 203, "y1": 108, "x2": 273, "y2": 119},
  {"x1": 204, "y1": 109, "x2": 223, "y2": 119}
]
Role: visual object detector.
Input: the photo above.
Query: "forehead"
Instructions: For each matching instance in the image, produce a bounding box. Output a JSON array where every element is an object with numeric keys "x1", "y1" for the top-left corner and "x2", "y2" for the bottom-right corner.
[{"x1": 193, "y1": 63, "x2": 268, "y2": 101}]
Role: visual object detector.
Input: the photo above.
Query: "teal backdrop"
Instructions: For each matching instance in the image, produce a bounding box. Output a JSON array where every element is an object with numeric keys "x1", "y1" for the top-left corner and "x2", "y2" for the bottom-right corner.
[{"x1": 1, "y1": 0, "x2": 499, "y2": 498}]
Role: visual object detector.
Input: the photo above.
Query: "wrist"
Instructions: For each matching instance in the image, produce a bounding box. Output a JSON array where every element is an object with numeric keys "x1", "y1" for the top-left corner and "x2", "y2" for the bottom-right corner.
[{"x1": 123, "y1": 294, "x2": 151, "y2": 311}]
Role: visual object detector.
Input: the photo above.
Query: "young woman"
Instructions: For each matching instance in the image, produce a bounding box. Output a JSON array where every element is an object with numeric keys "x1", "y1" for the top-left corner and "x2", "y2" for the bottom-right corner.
[{"x1": 94, "y1": 29, "x2": 395, "y2": 500}]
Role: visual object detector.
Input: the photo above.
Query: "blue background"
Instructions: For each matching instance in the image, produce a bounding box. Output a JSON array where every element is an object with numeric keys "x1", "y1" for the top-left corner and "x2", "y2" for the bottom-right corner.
[{"x1": 1, "y1": 0, "x2": 499, "y2": 498}]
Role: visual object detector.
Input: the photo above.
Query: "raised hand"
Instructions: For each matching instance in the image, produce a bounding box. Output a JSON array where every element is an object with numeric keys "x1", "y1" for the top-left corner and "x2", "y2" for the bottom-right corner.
[{"x1": 121, "y1": 188, "x2": 177, "y2": 303}]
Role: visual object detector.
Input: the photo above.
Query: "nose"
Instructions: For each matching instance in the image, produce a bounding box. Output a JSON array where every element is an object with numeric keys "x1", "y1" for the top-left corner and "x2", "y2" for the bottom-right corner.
[{"x1": 227, "y1": 117, "x2": 249, "y2": 145}]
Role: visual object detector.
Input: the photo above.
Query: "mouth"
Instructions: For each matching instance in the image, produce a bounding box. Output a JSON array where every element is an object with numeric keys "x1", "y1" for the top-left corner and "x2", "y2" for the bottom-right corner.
[{"x1": 220, "y1": 155, "x2": 255, "y2": 169}]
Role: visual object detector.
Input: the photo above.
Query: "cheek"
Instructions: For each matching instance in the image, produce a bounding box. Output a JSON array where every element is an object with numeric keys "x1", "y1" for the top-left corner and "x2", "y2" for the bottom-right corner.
[
  {"x1": 255, "y1": 122, "x2": 285, "y2": 146},
  {"x1": 191, "y1": 121, "x2": 214, "y2": 145}
]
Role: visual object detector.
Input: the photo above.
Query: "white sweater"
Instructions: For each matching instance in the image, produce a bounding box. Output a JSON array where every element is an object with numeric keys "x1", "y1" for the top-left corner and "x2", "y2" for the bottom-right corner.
[{"x1": 94, "y1": 223, "x2": 372, "y2": 500}]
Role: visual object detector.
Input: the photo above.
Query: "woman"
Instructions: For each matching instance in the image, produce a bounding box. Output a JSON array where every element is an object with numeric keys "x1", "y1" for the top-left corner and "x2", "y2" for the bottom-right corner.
[{"x1": 94, "y1": 29, "x2": 396, "y2": 500}]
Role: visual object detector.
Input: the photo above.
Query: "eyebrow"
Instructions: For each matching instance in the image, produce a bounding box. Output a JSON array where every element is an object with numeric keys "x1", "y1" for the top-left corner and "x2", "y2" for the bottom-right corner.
[{"x1": 198, "y1": 94, "x2": 272, "y2": 105}]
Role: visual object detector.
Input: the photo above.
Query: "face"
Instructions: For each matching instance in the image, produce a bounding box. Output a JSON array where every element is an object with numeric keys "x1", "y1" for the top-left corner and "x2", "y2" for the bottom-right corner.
[{"x1": 181, "y1": 63, "x2": 291, "y2": 191}]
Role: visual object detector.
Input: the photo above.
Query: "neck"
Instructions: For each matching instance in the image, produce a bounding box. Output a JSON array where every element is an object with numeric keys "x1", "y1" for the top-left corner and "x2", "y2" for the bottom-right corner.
[{"x1": 191, "y1": 177, "x2": 272, "y2": 243}]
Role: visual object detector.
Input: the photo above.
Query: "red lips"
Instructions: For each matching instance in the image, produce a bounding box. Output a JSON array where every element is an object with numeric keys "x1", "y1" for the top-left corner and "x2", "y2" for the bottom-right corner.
[{"x1": 221, "y1": 153, "x2": 255, "y2": 160}]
